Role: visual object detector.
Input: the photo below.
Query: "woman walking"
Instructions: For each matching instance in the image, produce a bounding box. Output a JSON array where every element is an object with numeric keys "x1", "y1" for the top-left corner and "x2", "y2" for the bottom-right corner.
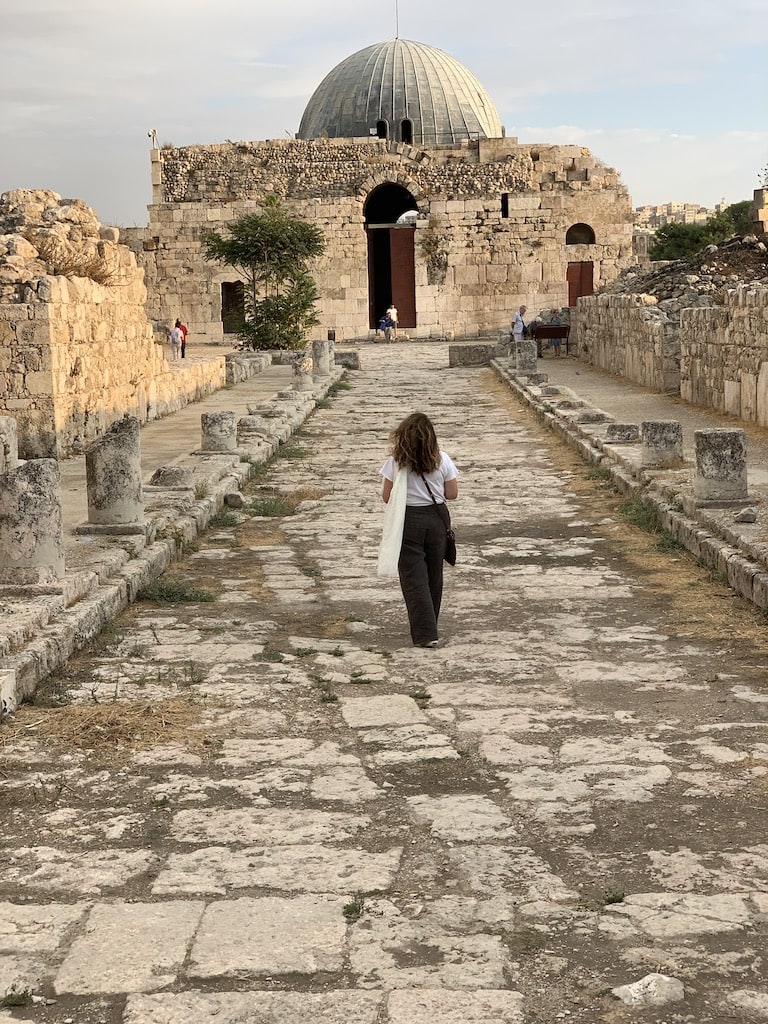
[{"x1": 379, "y1": 412, "x2": 459, "y2": 648}]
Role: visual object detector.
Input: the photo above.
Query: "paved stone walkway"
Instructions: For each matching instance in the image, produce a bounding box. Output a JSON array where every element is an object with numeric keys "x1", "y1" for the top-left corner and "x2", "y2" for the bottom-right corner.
[{"x1": 2, "y1": 344, "x2": 768, "y2": 1023}]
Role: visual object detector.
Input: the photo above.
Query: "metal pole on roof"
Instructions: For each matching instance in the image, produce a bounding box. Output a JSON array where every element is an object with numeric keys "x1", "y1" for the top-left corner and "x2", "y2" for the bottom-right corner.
[{"x1": 395, "y1": 0, "x2": 399, "y2": 38}]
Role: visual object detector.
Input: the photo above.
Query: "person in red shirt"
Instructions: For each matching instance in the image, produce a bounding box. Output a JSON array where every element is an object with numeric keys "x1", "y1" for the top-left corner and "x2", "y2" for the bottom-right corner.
[{"x1": 175, "y1": 319, "x2": 188, "y2": 358}]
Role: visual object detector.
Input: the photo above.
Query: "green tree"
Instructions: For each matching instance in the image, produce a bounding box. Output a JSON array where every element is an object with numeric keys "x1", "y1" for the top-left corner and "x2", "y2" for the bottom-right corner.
[
  {"x1": 648, "y1": 200, "x2": 753, "y2": 260},
  {"x1": 203, "y1": 196, "x2": 325, "y2": 350}
]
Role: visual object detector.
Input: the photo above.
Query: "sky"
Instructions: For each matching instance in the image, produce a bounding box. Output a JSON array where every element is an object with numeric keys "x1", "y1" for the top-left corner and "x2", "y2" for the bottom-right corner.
[{"x1": 1, "y1": 0, "x2": 766, "y2": 227}]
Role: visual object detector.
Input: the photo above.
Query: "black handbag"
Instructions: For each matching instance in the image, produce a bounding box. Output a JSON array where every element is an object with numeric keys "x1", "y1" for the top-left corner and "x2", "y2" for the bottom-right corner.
[{"x1": 421, "y1": 474, "x2": 457, "y2": 566}]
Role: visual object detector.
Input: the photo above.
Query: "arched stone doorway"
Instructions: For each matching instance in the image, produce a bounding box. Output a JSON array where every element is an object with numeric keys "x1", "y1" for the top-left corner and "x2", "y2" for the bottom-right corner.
[
  {"x1": 364, "y1": 184, "x2": 418, "y2": 330},
  {"x1": 565, "y1": 223, "x2": 596, "y2": 305}
]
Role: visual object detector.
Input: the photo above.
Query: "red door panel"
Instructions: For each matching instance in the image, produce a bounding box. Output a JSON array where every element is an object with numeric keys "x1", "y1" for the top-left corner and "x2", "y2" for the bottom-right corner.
[{"x1": 390, "y1": 227, "x2": 416, "y2": 328}]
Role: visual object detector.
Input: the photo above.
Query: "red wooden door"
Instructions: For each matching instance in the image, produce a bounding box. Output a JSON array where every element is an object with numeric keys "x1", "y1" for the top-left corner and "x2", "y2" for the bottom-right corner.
[
  {"x1": 567, "y1": 261, "x2": 594, "y2": 306},
  {"x1": 390, "y1": 227, "x2": 416, "y2": 328}
]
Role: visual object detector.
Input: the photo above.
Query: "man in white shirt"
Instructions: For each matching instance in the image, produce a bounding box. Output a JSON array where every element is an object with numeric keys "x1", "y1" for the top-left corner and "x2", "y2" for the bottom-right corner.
[
  {"x1": 386, "y1": 303, "x2": 398, "y2": 339},
  {"x1": 512, "y1": 305, "x2": 527, "y2": 342}
]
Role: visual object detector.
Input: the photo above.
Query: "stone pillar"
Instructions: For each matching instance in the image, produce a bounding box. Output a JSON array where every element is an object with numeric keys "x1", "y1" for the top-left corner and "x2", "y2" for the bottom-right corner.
[
  {"x1": 201, "y1": 411, "x2": 237, "y2": 452},
  {"x1": 293, "y1": 350, "x2": 314, "y2": 391},
  {"x1": 326, "y1": 330, "x2": 336, "y2": 367},
  {"x1": 605, "y1": 423, "x2": 641, "y2": 443},
  {"x1": 312, "y1": 339, "x2": 330, "y2": 380},
  {"x1": 641, "y1": 421, "x2": 683, "y2": 467},
  {"x1": 0, "y1": 417, "x2": 19, "y2": 474},
  {"x1": 515, "y1": 340, "x2": 538, "y2": 375},
  {"x1": 694, "y1": 428, "x2": 749, "y2": 503},
  {"x1": 0, "y1": 459, "x2": 64, "y2": 583},
  {"x1": 86, "y1": 416, "x2": 143, "y2": 525}
]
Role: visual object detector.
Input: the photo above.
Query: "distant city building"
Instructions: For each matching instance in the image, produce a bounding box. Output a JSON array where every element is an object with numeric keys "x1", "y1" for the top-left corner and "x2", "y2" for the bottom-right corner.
[{"x1": 634, "y1": 201, "x2": 727, "y2": 232}]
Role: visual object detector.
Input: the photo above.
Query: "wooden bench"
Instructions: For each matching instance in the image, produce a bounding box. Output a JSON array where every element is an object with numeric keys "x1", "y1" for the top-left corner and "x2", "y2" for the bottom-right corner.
[{"x1": 530, "y1": 323, "x2": 571, "y2": 356}]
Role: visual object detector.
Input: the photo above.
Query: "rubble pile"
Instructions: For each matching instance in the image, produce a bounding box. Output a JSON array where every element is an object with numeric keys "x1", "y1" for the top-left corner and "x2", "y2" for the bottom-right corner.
[
  {"x1": 600, "y1": 234, "x2": 768, "y2": 322},
  {"x1": 0, "y1": 189, "x2": 121, "y2": 301}
]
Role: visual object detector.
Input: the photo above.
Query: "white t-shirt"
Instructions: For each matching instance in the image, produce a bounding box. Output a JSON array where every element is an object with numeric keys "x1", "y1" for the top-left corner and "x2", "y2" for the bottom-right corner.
[
  {"x1": 380, "y1": 451, "x2": 459, "y2": 506},
  {"x1": 512, "y1": 311, "x2": 526, "y2": 337}
]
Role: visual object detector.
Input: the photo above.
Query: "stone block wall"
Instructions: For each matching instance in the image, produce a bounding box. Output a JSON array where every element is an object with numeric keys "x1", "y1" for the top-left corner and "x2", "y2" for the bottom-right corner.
[
  {"x1": 0, "y1": 190, "x2": 234, "y2": 459},
  {"x1": 122, "y1": 138, "x2": 634, "y2": 343},
  {"x1": 571, "y1": 293, "x2": 680, "y2": 394},
  {"x1": 681, "y1": 285, "x2": 768, "y2": 424},
  {"x1": 0, "y1": 267, "x2": 229, "y2": 458}
]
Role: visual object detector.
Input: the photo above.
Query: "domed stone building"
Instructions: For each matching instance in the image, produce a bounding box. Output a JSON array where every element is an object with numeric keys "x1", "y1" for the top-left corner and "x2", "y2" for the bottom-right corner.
[
  {"x1": 297, "y1": 38, "x2": 503, "y2": 145},
  {"x1": 127, "y1": 38, "x2": 635, "y2": 342}
]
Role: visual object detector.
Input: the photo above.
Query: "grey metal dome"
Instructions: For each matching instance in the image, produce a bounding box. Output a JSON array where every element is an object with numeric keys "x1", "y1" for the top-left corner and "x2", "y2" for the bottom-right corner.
[{"x1": 297, "y1": 38, "x2": 502, "y2": 145}]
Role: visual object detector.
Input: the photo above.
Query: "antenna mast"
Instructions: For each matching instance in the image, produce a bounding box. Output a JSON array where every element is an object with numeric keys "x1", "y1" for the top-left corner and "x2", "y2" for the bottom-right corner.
[{"x1": 395, "y1": 0, "x2": 399, "y2": 37}]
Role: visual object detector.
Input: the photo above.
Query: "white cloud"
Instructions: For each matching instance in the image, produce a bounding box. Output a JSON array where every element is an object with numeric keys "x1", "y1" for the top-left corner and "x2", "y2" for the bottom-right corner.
[{"x1": 1, "y1": 0, "x2": 767, "y2": 222}]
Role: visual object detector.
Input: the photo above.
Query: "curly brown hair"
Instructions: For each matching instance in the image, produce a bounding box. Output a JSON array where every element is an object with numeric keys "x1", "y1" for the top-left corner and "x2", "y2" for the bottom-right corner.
[{"x1": 389, "y1": 412, "x2": 441, "y2": 474}]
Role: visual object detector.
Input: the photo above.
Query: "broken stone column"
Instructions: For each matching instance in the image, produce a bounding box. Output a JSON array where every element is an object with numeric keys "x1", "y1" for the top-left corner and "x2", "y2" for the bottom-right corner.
[
  {"x1": 0, "y1": 459, "x2": 64, "y2": 583},
  {"x1": 515, "y1": 340, "x2": 538, "y2": 375},
  {"x1": 86, "y1": 416, "x2": 143, "y2": 525},
  {"x1": 201, "y1": 411, "x2": 237, "y2": 452},
  {"x1": 641, "y1": 421, "x2": 683, "y2": 467},
  {"x1": 694, "y1": 428, "x2": 749, "y2": 503},
  {"x1": 605, "y1": 423, "x2": 641, "y2": 443},
  {"x1": 312, "y1": 339, "x2": 330, "y2": 380},
  {"x1": 292, "y1": 350, "x2": 314, "y2": 391}
]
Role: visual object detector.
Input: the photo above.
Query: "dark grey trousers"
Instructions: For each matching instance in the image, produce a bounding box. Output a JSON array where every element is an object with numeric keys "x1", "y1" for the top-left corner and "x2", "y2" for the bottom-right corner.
[{"x1": 398, "y1": 505, "x2": 446, "y2": 645}]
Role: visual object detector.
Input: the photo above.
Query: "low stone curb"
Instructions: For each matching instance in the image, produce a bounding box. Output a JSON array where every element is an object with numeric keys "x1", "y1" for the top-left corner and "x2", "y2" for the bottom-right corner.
[
  {"x1": 493, "y1": 358, "x2": 768, "y2": 613},
  {"x1": 0, "y1": 369, "x2": 344, "y2": 714}
]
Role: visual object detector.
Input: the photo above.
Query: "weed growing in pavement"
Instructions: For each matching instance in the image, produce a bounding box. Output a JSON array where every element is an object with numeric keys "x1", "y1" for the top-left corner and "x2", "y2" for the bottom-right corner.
[
  {"x1": 349, "y1": 671, "x2": 372, "y2": 685},
  {"x1": 343, "y1": 891, "x2": 366, "y2": 922},
  {"x1": 126, "y1": 643, "x2": 147, "y2": 659},
  {"x1": 311, "y1": 674, "x2": 338, "y2": 703},
  {"x1": 315, "y1": 398, "x2": 332, "y2": 409},
  {"x1": 209, "y1": 510, "x2": 240, "y2": 528},
  {"x1": 601, "y1": 888, "x2": 626, "y2": 906},
  {"x1": 249, "y1": 494, "x2": 294, "y2": 517},
  {"x1": 327, "y1": 375, "x2": 351, "y2": 395},
  {"x1": 294, "y1": 647, "x2": 318, "y2": 657},
  {"x1": 656, "y1": 532, "x2": 685, "y2": 554},
  {"x1": 30, "y1": 673, "x2": 74, "y2": 708},
  {"x1": 300, "y1": 565, "x2": 322, "y2": 578},
  {"x1": 250, "y1": 487, "x2": 326, "y2": 518},
  {"x1": 0, "y1": 986, "x2": 33, "y2": 1008},
  {"x1": 277, "y1": 441, "x2": 312, "y2": 460},
  {"x1": 330, "y1": 646, "x2": 345, "y2": 657},
  {"x1": 259, "y1": 650, "x2": 285, "y2": 663},
  {"x1": 586, "y1": 466, "x2": 614, "y2": 484},
  {"x1": 411, "y1": 688, "x2": 431, "y2": 707},
  {"x1": 618, "y1": 495, "x2": 661, "y2": 533},
  {"x1": 194, "y1": 482, "x2": 210, "y2": 500},
  {"x1": 137, "y1": 580, "x2": 215, "y2": 604},
  {"x1": 619, "y1": 495, "x2": 687, "y2": 553}
]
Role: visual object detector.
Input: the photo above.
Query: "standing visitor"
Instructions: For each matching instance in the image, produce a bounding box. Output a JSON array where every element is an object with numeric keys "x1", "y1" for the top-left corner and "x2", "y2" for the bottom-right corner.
[
  {"x1": 511, "y1": 304, "x2": 527, "y2": 345},
  {"x1": 176, "y1": 318, "x2": 188, "y2": 358},
  {"x1": 169, "y1": 322, "x2": 182, "y2": 361},
  {"x1": 378, "y1": 412, "x2": 459, "y2": 648},
  {"x1": 386, "y1": 302, "x2": 399, "y2": 339},
  {"x1": 548, "y1": 308, "x2": 563, "y2": 357}
]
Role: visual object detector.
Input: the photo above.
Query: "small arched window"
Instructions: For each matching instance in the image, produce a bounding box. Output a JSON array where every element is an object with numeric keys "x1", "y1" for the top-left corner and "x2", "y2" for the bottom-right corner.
[
  {"x1": 566, "y1": 223, "x2": 596, "y2": 245},
  {"x1": 376, "y1": 120, "x2": 388, "y2": 139},
  {"x1": 401, "y1": 119, "x2": 413, "y2": 144}
]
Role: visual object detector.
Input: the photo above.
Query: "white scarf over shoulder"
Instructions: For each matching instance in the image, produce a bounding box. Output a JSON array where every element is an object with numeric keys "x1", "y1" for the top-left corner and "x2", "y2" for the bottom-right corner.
[{"x1": 377, "y1": 466, "x2": 407, "y2": 577}]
